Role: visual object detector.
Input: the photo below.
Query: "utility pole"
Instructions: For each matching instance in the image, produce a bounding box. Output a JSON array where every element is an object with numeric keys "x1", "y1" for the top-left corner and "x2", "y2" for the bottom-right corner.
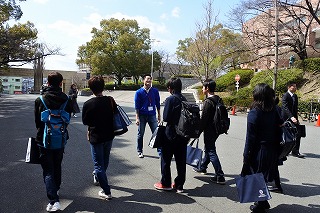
[{"x1": 273, "y1": 0, "x2": 279, "y2": 90}]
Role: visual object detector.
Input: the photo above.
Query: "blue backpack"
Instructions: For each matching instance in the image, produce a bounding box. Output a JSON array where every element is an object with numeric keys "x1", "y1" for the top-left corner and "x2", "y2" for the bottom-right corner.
[{"x1": 40, "y1": 96, "x2": 70, "y2": 149}]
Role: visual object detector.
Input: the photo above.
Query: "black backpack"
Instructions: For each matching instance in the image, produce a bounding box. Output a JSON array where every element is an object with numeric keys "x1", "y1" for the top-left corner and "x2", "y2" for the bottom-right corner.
[
  {"x1": 174, "y1": 95, "x2": 201, "y2": 139},
  {"x1": 208, "y1": 97, "x2": 230, "y2": 135}
]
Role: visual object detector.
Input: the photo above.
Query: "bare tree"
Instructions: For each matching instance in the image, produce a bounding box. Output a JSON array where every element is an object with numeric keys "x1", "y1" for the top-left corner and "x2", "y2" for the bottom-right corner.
[{"x1": 229, "y1": 0, "x2": 320, "y2": 68}]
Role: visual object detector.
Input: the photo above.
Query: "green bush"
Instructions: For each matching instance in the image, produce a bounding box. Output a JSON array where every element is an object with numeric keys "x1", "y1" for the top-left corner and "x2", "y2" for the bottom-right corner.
[
  {"x1": 296, "y1": 58, "x2": 320, "y2": 72},
  {"x1": 250, "y1": 68, "x2": 304, "y2": 94},
  {"x1": 216, "y1": 69, "x2": 254, "y2": 92}
]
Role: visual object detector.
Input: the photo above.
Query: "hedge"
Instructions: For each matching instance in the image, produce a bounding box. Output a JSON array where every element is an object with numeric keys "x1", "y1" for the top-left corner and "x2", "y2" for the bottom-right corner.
[
  {"x1": 296, "y1": 58, "x2": 320, "y2": 72},
  {"x1": 215, "y1": 69, "x2": 254, "y2": 92}
]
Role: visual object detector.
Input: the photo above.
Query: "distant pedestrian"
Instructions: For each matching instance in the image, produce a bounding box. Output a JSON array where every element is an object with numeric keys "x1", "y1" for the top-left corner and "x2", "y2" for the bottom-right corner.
[
  {"x1": 68, "y1": 84, "x2": 80, "y2": 117},
  {"x1": 241, "y1": 83, "x2": 282, "y2": 212},
  {"x1": 34, "y1": 72, "x2": 73, "y2": 212},
  {"x1": 193, "y1": 79, "x2": 226, "y2": 184},
  {"x1": 134, "y1": 74, "x2": 161, "y2": 158},
  {"x1": 289, "y1": 55, "x2": 295, "y2": 68},
  {"x1": 82, "y1": 76, "x2": 116, "y2": 200},
  {"x1": 154, "y1": 77, "x2": 189, "y2": 193},
  {"x1": 281, "y1": 81, "x2": 304, "y2": 158}
]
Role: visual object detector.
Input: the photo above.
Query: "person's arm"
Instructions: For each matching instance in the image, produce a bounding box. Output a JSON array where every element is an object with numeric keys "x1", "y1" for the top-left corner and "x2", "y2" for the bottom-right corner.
[
  {"x1": 243, "y1": 111, "x2": 257, "y2": 165},
  {"x1": 155, "y1": 89, "x2": 161, "y2": 122},
  {"x1": 134, "y1": 91, "x2": 141, "y2": 125},
  {"x1": 199, "y1": 99, "x2": 211, "y2": 133}
]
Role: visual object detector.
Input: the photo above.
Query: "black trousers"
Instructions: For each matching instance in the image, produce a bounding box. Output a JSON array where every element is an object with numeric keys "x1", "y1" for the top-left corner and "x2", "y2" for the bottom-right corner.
[
  {"x1": 160, "y1": 137, "x2": 187, "y2": 190},
  {"x1": 291, "y1": 136, "x2": 301, "y2": 154}
]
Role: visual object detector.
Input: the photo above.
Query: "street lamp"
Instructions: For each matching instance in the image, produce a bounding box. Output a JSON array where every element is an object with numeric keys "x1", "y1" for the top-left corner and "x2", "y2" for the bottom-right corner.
[{"x1": 150, "y1": 39, "x2": 160, "y2": 77}]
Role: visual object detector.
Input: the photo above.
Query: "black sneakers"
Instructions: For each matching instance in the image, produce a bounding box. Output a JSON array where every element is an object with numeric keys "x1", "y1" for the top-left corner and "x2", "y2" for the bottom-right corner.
[{"x1": 210, "y1": 175, "x2": 226, "y2": 185}]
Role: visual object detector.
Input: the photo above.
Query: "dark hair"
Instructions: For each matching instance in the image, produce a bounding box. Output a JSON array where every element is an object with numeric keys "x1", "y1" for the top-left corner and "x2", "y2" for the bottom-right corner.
[
  {"x1": 202, "y1": 79, "x2": 216, "y2": 92},
  {"x1": 166, "y1": 77, "x2": 182, "y2": 93},
  {"x1": 251, "y1": 83, "x2": 275, "y2": 111},
  {"x1": 70, "y1": 83, "x2": 76, "y2": 89},
  {"x1": 47, "y1": 72, "x2": 63, "y2": 87},
  {"x1": 88, "y1": 76, "x2": 105, "y2": 94},
  {"x1": 287, "y1": 81, "x2": 296, "y2": 88},
  {"x1": 142, "y1": 74, "x2": 152, "y2": 80}
]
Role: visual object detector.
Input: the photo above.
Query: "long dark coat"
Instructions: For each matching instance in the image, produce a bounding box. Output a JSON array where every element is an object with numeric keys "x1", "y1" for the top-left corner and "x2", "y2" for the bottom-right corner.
[{"x1": 243, "y1": 108, "x2": 282, "y2": 182}]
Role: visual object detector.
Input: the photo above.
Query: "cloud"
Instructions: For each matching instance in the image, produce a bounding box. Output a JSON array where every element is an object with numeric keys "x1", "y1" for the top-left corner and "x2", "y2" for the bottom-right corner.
[
  {"x1": 160, "y1": 13, "x2": 168, "y2": 20},
  {"x1": 171, "y1": 7, "x2": 180, "y2": 18}
]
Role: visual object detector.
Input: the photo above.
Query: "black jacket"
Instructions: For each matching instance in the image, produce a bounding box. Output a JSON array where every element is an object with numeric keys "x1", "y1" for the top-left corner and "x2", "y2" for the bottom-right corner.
[
  {"x1": 34, "y1": 86, "x2": 73, "y2": 145},
  {"x1": 82, "y1": 96, "x2": 116, "y2": 144},
  {"x1": 281, "y1": 91, "x2": 298, "y2": 121},
  {"x1": 163, "y1": 92, "x2": 187, "y2": 141}
]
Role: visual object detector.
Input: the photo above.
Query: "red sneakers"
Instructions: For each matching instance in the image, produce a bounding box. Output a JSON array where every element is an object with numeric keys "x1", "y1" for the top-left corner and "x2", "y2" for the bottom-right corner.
[{"x1": 154, "y1": 182, "x2": 172, "y2": 191}]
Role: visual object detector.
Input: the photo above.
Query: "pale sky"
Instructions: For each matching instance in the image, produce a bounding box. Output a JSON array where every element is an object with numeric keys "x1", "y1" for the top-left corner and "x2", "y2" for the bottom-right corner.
[{"x1": 17, "y1": 0, "x2": 240, "y2": 71}]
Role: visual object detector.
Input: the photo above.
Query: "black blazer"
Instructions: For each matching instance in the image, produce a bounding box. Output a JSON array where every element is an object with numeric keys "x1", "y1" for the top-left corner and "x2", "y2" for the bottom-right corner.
[{"x1": 281, "y1": 91, "x2": 298, "y2": 121}]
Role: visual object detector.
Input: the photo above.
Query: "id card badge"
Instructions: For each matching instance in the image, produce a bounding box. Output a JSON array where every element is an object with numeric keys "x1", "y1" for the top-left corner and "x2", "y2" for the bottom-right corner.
[{"x1": 148, "y1": 106, "x2": 153, "y2": 111}]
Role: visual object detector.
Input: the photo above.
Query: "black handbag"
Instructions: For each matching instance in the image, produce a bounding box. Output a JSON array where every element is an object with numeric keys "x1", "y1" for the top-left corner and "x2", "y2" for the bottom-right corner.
[
  {"x1": 298, "y1": 124, "x2": 306, "y2": 138},
  {"x1": 25, "y1": 137, "x2": 41, "y2": 164},
  {"x1": 279, "y1": 120, "x2": 298, "y2": 159},
  {"x1": 149, "y1": 122, "x2": 166, "y2": 148}
]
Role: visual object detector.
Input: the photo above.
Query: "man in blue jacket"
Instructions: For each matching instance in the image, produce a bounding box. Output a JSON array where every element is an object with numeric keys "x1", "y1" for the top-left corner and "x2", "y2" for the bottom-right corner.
[{"x1": 134, "y1": 74, "x2": 161, "y2": 158}]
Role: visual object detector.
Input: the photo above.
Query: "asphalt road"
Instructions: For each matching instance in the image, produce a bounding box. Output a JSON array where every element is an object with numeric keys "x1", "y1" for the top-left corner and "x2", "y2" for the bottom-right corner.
[{"x1": 0, "y1": 92, "x2": 320, "y2": 213}]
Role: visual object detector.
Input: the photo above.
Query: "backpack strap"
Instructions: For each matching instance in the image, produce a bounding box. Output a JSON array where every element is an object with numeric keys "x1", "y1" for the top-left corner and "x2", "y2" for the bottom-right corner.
[
  {"x1": 39, "y1": 96, "x2": 49, "y2": 110},
  {"x1": 60, "y1": 98, "x2": 69, "y2": 111}
]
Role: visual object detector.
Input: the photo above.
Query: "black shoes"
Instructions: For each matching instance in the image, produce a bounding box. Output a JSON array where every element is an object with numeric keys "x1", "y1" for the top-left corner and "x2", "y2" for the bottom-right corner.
[
  {"x1": 250, "y1": 201, "x2": 270, "y2": 212},
  {"x1": 291, "y1": 152, "x2": 305, "y2": 158},
  {"x1": 210, "y1": 175, "x2": 226, "y2": 185}
]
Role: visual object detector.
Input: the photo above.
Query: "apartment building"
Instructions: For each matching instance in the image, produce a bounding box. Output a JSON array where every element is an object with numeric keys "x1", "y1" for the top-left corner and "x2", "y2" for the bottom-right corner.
[
  {"x1": 1, "y1": 76, "x2": 23, "y2": 94},
  {"x1": 242, "y1": 0, "x2": 320, "y2": 70}
]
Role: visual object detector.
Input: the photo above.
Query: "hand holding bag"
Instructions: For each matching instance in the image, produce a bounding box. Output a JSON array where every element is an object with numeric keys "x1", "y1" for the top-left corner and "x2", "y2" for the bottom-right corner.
[
  {"x1": 149, "y1": 122, "x2": 166, "y2": 148},
  {"x1": 186, "y1": 138, "x2": 203, "y2": 169},
  {"x1": 25, "y1": 137, "x2": 41, "y2": 164},
  {"x1": 235, "y1": 166, "x2": 271, "y2": 203}
]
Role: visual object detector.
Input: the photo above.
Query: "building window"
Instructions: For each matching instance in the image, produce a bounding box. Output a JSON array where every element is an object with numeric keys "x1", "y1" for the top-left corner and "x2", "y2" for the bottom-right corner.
[
  {"x1": 3, "y1": 79, "x2": 8, "y2": 82},
  {"x1": 3, "y1": 86, "x2": 8, "y2": 89},
  {"x1": 15, "y1": 79, "x2": 20, "y2": 82},
  {"x1": 15, "y1": 86, "x2": 20, "y2": 89}
]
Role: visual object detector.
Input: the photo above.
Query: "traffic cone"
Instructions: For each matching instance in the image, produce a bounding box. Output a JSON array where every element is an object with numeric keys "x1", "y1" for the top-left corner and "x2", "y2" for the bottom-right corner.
[
  {"x1": 315, "y1": 114, "x2": 320, "y2": 127},
  {"x1": 231, "y1": 105, "x2": 236, "y2": 116}
]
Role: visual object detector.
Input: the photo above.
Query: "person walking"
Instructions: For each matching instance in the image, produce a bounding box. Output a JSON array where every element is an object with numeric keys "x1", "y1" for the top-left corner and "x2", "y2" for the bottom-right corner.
[
  {"x1": 241, "y1": 83, "x2": 282, "y2": 212},
  {"x1": 68, "y1": 84, "x2": 80, "y2": 118},
  {"x1": 154, "y1": 77, "x2": 189, "y2": 193},
  {"x1": 193, "y1": 79, "x2": 226, "y2": 184},
  {"x1": 82, "y1": 76, "x2": 117, "y2": 200},
  {"x1": 281, "y1": 81, "x2": 304, "y2": 158},
  {"x1": 34, "y1": 72, "x2": 73, "y2": 212},
  {"x1": 134, "y1": 74, "x2": 161, "y2": 158}
]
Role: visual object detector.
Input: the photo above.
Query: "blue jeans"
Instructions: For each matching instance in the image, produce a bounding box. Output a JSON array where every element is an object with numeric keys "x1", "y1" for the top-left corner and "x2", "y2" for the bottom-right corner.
[
  {"x1": 91, "y1": 140, "x2": 113, "y2": 195},
  {"x1": 137, "y1": 114, "x2": 159, "y2": 153},
  {"x1": 200, "y1": 134, "x2": 224, "y2": 177},
  {"x1": 40, "y1": 147, "x2": 64, "y2": 204}
]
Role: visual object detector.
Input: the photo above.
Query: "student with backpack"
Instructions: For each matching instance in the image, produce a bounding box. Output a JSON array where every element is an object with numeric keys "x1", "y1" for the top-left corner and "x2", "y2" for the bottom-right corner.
[
  {"x1": 193, "y1": 79, "x2": 229, "y2": 185},
  {"x1": 154, "y1": 77, "x2": 189, "y2": 193},
  {"x1": 34, "y1": 72, "x2": 73, "y2": 212}
]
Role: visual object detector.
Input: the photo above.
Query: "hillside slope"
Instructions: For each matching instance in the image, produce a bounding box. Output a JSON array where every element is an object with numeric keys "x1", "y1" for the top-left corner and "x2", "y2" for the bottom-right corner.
[{"x1": 299, "y1": 72, "x2": 320, "y2": 101}]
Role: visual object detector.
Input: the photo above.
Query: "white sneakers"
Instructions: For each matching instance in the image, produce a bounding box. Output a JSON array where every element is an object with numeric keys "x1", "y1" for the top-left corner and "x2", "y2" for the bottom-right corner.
[
  {"x1": 138, "y1": 152, "x2": 144, "y2": 158},
  {"x1": 46, "y1": 202, "x2": 61, "y2": 212},
  {"x1": 98, "y1": 190, "x2": 112, "y2": 200}
]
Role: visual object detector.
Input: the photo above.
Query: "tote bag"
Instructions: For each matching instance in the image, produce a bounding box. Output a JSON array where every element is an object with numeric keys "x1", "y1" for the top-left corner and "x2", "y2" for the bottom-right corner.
[
  {"x1": 149, "y1": 122, "x2": 166, "y2": 148},
  {"x1": 235, "y1": 172, "x2": 271, "y2": 203},
  {"x1": 25, "y1": 137, "x2": 41, "y2": 164},
  {"x1": 186, "y1": 138, "x2": 203, "y2": 169}
]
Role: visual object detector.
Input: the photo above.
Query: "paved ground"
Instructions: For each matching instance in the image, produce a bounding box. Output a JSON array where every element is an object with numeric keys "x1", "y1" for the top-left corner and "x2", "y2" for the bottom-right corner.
[{"x1": 0, "y1": 91, "x2": 320, "y2": 213}]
